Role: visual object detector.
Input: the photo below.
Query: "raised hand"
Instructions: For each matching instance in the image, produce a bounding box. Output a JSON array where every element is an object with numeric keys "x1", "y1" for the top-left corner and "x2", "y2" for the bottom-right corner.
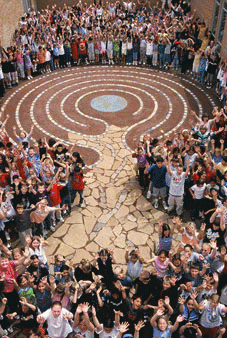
[
  {"x1": 176, "y1": 314, "x2": 185, "y2": 322},
  {"x1": 63, "y1": 313, "x2": 72, "y2": 321},
  {"x1": 37, "y1": 316, "x2": 45, "y2": 324},
  {"x1": 134, "y1": 321, "x2": 145, "y2": 332},
  {"x1": 119, "y1": 322, "x2": 129, "y2": 333},
  {"x1": 164, "y1": 296, "x2": 170, "y2": 306},
  {"x1": 82, "y1": 302, "x2": 90, "y2": 313},
  {"x1": 156, "y1": 308, "x2": 165, "y2": 317},
  {"x1": 49, "y1": 275, "x2": 55, "y2": 284},
  {"x1": 190, "y1": 291, "x2": 198, "y2": 300},
  {"x1": 178, "y1": 296, "x2": 185, "y2": 305},
  {"x1": 76, "y1": 303, "x2": 83, "y2": 314}
]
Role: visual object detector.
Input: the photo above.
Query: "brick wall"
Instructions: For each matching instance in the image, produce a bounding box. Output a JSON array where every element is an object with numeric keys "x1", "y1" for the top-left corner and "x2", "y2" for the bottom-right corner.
[
  {"x1": 0, "y1": 0, "x2": 24, "y2": 49},
  {"x1": 191, "y1": 0, "x2": 215, "y2": 26}
]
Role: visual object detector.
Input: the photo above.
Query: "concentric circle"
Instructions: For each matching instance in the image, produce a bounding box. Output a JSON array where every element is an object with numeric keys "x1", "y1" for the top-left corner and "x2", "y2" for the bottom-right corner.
[
  {"x1": 90, "y1": 95, "x2": 128, "y2": 112},
  {"x1": 0, "y1": 66, "x2": 219, "y2": 167}
]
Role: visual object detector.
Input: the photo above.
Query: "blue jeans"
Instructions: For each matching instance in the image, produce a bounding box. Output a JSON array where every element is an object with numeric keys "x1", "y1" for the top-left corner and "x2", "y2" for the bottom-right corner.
[
  {"x1": 173, "y1": 57, "x2": 179, "y2": 70},
  {"x1": 71, "y1": 189, "x2": 83, "y2": 204},
  {"x1": 127, "y1": 49, "x2": 133, "y2": 63}
]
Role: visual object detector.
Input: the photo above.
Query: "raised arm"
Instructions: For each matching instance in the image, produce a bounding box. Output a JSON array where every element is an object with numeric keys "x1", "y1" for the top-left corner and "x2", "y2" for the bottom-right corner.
[{"x1": 91, "y1": 306, "x2": 102, "y2": 332}]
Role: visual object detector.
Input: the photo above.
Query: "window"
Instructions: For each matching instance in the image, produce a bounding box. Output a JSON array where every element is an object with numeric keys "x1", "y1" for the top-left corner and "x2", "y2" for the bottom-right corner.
[
  {"x1": 211, "y1": 0, "x2": 220, "y2": 35},
  {"x1": 23, "y1": 0, "x2": 31, "y2": 13},
  {"x1": 218, "y1": 0, "x2": 227, "y2": 41}
]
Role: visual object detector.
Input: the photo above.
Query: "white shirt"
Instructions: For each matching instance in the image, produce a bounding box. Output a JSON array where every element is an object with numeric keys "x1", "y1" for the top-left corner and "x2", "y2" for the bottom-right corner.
[
  {"x1": 38, "y1": 308, "x2": 73, "y2": 338},
  {"x1": 73, "y1": 327, "x2": 94, "y2": 338},
  {"x1": 96, "y1": 324, "x2": 119, "y2": 338},
  {"x1": 191, "y1": 183, "x2": 207, "y2": 199}
]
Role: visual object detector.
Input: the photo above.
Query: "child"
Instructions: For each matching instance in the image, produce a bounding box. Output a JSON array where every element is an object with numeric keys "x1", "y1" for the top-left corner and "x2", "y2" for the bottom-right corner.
[
  {"x1": 92, "y1": 305, "x2": 120, "y2": 337},
  {"x1": 35, "y1": 277, "x2": 52, "y2": 313},
  {"x1": 14, "y1": 204, "x2": 34, "y2": 246},
  {"x1": 183, "y1": 263, "x2": 204, "y2": 287},
  {"x1": 150, "y1": 308, "x2": 185, "y2": 337},
  {"x1": 16, "y1": 274, "x2": 35, "y2": 300},
  {"x1": 157, "y1": 221, "x2": 174, "y2": 254},
  {"x1": 26, "y1": 235, "x2": 48, "y2": 267},
  {"x1": 148, "y1": 250, "x2": 172, "y2": 280},
  {"x1": 132, "y1": 147, "x2": 148, "y2": 187},
  {"x1": 71, "y1": 165, "x2": 85, "y2": 207},
  {"x1": 199, "y1": 294, "x2": 227, "y2": 338},
  {"x1": 113, "y1": 266, "x2": 132, "y2": 291},
  {"x1": 145, "y1": 156, "x2": 168, "y2": 210},
  {"x1": 49, "y1": 254, "x2": 66, "y2": 280},
  {"x1": 93, "y1": 249, "x2": 116, "y2": 289},
  {"x1": 177, "y1": 222, "x2": 203, "y2": 253},
  {"x1": 125, "y1": 247, "x2": 144, "y2": 281},
  {"x1": 189, "y1": 179, "x2": 207, "y2": 219},
  {"x1": 0, "y1": 250, "x2": 29, "y2": 312},
  {"x1": 178, "y1": 293, "x2": 200, "y2": 323},
  {"x1": 73, "y1": 302, "x2": 94, "y2": 336},
  {"x1": 179, "y1": 323, "x2": 202, "y2": 338}
]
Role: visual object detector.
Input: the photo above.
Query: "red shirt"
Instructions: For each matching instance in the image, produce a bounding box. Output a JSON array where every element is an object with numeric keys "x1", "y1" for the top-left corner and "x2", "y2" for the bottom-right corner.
[
  {"x1": 78, "y1": 40, "x2": 87, "y2": 54},
  {"x1": 49, "y1": 183, "x2": 61, "y2": 206},
  {"x1": 72, "y1": 172, "x2": 84, "y2": 191},
  {"x1": 0, "y1": 173, "x2": 9, "y2": 187}
]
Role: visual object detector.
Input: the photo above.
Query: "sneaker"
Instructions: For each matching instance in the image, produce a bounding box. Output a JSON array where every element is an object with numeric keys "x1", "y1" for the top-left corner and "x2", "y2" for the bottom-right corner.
[
  {"x1": 8, "y1": 327, "x2": 14, "y2": 333},
  {"x1": 154, "y1": 199, "x2": 159, "y2": 209},
  {"x1": 5, "y1": 232, "x2": 10, "y2": 241},
  {"x1": 162, "y1": 200, "x2": 168, "y2": 211},
  {"x1": 59, "y1": 217, "x2": 64, "y2": 223},
  {"x1": 52, "y1": 221, "x2": 56, "y2": 227},
  {"x1": 43, "y1": 229, "x2": 48, "y2": 237},
  {"x1": 50, "y1": 226, "x2": 55, "y2": 232},
  {"x1": 146, "y1": 190, "x2": 152, "y2": 199}
]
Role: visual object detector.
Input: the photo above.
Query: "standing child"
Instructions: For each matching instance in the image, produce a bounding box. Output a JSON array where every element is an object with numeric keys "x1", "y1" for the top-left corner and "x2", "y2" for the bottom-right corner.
[
  {"x1": 71, "y1": 166, "x2": 85, "y2": 207},
  {"x1": 132, "y1": 147, "x2": 149, "y2": 188},
  {"x1": 189, "y1": 179, "x2": 207, "y2": 219},
  {"x1": 125, "y1": 247, "x2": 144, "y2": 281},
  {"x1": 100, "y1": 36, "x2": 107, "y2": 64},
  {"x1": 157, "y1": 219, "x2": 176, "y2": 254}
]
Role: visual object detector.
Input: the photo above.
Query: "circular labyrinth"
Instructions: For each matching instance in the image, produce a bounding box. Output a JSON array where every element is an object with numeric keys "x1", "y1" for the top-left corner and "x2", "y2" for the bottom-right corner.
[{"x1": 0, "y1": 66, "x2": 219, "y2": 167}]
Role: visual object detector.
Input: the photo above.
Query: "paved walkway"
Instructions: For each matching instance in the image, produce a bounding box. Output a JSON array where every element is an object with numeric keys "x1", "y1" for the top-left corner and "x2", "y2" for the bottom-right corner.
[{"x1": 46, "y1": 125, "x2": 181, "y2": 266}]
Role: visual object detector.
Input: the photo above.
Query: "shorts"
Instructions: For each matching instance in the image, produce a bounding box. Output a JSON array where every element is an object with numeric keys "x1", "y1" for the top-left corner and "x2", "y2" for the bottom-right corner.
[
  {"x1": 153, "y1": 187, "x2": 166, "y2": 198},
  {"x1": 113, "y1": 51, "x2": 120, "y2": 57},
  {"x1": 193, "y1": 65, "x2": 199, "y2": 73}
]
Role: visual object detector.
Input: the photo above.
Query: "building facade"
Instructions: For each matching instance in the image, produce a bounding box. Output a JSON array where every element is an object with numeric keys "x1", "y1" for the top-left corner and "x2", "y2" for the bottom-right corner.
[{"x1": 191, "y1": 0, "x2": 227, "y2": 58}]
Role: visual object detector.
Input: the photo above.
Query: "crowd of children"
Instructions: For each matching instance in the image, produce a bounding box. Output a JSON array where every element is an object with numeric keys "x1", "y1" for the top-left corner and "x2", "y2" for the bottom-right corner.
[
  {"x1": 0, "y1": 0, "x2": 227, "y2": 104},
  {"x1": 0, "y1": 1, "x2": 226, "y2": 338},
  {"x1": 0, "y1": 113, "x2": 224, "y2": 337}
]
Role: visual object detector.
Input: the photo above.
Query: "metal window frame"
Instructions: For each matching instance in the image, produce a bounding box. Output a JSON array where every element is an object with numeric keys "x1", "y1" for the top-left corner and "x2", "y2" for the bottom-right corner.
[
  {"x1": 218, "y1": 0, "x2": 227, "y2": 41},
  {"x1": 23, "y1": 0, "x2": 31, "y2": 13},
  {"x1": 211, "y1": 0, "x2": 221, "y2": 36}
]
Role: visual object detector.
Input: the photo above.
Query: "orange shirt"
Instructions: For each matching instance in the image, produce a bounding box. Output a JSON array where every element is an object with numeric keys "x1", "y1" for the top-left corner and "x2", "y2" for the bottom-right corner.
[{"x1": 37, "y1": 50, "x2": 46, "y2": 64}]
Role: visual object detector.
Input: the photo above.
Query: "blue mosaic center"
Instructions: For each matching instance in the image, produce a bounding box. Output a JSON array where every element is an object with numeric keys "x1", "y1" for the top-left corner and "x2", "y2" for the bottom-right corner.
[{"x1": 90, "y1": 95, "x2": 128, "y2": 112}]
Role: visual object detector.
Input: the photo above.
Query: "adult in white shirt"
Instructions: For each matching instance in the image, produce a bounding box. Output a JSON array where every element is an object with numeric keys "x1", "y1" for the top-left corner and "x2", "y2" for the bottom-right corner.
[{"x1": 37, "y1": 301, "x2": 73, "y2": 338}]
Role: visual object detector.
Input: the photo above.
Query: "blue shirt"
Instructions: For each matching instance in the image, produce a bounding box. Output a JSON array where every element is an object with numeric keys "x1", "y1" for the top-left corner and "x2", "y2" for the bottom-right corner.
[{"x1": 148, "y1": 164, "x2": 167, "y2": 188}]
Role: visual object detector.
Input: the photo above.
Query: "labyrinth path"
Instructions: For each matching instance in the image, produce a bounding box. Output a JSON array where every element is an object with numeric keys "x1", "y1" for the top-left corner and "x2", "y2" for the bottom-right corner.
[{"x1": 0, "y1": 66, "x2": 218, "y2": 264}]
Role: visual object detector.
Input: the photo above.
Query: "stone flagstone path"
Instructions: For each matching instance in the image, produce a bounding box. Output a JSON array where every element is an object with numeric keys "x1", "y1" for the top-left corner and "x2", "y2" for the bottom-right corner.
[{"x1": 45, "y1": 125, "x2": 181, "y2": 267}]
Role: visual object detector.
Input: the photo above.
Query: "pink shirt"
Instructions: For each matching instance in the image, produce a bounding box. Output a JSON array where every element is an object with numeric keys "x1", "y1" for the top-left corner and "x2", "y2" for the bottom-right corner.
[
  {"x1": 0, "y1": 260, "x2": 17, "y2": 293},
  {"x1": 155, "y1": 257, "x2": 170, "y2": 279}
]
